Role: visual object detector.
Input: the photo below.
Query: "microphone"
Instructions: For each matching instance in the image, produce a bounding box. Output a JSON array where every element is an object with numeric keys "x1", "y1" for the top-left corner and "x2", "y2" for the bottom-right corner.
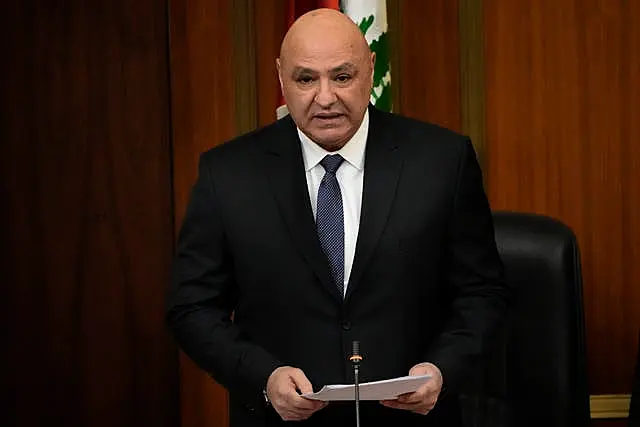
[{"x1": 349, "y1": 340, "x2": 363, "y2": 427}]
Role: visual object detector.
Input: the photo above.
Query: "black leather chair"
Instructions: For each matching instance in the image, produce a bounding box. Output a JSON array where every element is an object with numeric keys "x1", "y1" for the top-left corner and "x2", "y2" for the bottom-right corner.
[
  {"x1": 629, "y1": 330, "x2": 640, "y2": 426},
  {"x1": 460, "y1": 211, "x2": 591, "y2": 427}
]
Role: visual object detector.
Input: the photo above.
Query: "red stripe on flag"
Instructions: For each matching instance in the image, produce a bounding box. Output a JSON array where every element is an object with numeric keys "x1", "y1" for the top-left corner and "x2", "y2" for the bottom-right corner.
[
  {"x1": 318, "y1": 0, "x2": 340, "y2": 9},
  {"x1": 286, "y1": 0, "x2": 340, "y2": 28}
]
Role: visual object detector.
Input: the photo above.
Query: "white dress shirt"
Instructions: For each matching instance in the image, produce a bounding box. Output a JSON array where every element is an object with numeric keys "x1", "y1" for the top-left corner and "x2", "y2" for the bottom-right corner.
[{"x1": 297, "y1": 109, "x2": 369, "y2": 296}]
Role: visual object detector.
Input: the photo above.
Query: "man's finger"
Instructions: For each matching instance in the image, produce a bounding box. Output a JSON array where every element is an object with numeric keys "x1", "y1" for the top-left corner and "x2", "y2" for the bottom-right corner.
[
  {"x1": 397, "y1": 380, "x2": 438, "y2": 403},
  {"x1": 281, "y1": 409, "x2": 310, "y2": 421},
  {"x1": 380, "y1": 399, "x2": 415, "y2": 410},
  {"x1": 289, "y1": 395, "x2": 322, "y2": 411},
  {"x1": 281, "y1": 399, "x2": 326, "y2": 421},
  {"x1": 277, "y1": 402, "x2": 315, "y2": 420},
  {"x1": 381, "y1": 396, "x2": 437, "y2": 409},
  {"x1": 396, "y1": 391, "x2": 423, "y2": 404},
  {"x1": 380, "y1": 399, "x2": 432, "y2": 413},
  {"x1": 287, "y1": 369, "x2": 326, "y2": 411},
  {"x1": 289, "y1": 369, "x2": 314, "y2": 394}
]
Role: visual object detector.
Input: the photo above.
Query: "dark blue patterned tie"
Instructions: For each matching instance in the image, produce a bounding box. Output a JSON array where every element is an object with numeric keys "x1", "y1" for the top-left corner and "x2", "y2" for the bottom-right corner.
[{"x1": 316, "y1": 154, "x2": 345, "y2": 296}]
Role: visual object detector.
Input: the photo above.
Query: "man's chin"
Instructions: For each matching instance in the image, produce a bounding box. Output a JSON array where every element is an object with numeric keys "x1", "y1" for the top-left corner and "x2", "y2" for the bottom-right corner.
[{"x1": 308, "y1": 130, "x2": 350, "y2": 151}]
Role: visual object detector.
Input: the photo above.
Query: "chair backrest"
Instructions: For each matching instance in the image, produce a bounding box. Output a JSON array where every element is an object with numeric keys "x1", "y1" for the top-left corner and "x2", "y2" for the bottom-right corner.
[{"x1": 461, "y1": 211, "x2": 591, "y2": 427}]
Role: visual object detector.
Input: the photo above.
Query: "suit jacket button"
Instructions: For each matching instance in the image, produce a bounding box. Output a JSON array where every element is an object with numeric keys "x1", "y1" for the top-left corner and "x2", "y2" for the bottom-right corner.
[{"x1": 341, "y1": 320, "x2": 351, "y2": 331}]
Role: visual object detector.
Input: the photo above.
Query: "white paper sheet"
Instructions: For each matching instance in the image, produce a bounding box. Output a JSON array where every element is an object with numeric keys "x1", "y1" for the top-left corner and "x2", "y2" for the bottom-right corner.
[{"x1": 301, "y1": 375, "x2": 431, "y2": 401}]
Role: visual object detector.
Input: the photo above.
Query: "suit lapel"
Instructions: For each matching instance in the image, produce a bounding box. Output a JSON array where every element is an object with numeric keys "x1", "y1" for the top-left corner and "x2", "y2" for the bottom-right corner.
[
  {"x1": 345, "y1": 107, "x2": 403, "y2": 302},
  {"x1": 262, "y1": 117, "x2": 343, "y2": 302}
]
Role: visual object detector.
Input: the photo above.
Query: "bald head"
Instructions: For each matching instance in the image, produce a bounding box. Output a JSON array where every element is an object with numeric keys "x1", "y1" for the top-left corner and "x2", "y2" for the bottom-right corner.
[
  {"x1": 276, "y1": 8, "x2": 375, "y2": 151},
  {"x1": 279, "y1": 8, "x2": 370, "y2": 65}
]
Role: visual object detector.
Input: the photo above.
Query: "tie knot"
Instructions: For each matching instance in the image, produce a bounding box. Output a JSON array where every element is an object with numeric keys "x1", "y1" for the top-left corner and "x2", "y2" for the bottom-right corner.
[{"x1": 320, "y1": 154, "x2": 344, "y2": 174}]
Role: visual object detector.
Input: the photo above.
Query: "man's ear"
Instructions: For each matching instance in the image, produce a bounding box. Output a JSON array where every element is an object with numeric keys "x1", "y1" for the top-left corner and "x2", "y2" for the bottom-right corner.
[
  {"x1": 370, "y1": 52, "x2": 376, "y2": 86},
  {"x1": 276, "y1": 58, "x2": 283, "y2": 89}
]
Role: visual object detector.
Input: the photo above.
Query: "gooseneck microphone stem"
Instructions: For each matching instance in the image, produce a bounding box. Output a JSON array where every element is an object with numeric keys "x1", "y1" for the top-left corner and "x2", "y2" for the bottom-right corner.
[
  {"x1": 350, "y1": 340, "x2": 363, "y2": 427},
  {"x1": 354, "y1": 362, "x2": 360, "y2": 427}
]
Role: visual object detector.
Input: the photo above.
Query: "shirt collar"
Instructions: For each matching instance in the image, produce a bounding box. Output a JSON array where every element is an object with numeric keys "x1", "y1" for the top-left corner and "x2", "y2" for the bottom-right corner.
[{"x1": 298, "y1": 108, "x2": 369, "y2": 172}]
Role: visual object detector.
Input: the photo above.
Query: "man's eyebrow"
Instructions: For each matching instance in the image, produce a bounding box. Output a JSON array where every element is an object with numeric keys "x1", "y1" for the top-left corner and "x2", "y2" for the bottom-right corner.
[
  {"x1": 291, "y1": 67, "x2": 316, "y2": 76},
  {"x1": 290, "y1": 63, "x2": 357, "y2": 76},
  {"x1": 330, "y1": 63, "x2": 357, "y2": 73}
]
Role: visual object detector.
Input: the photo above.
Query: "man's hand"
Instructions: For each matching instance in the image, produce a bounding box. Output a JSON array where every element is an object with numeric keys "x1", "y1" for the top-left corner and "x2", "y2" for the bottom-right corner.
[
  {"x1": 380, "y1": 362, "x2": 443, "y2": 415},
  {"x1": 266, "y1": 366, "x2": 328, "y2": 421}
]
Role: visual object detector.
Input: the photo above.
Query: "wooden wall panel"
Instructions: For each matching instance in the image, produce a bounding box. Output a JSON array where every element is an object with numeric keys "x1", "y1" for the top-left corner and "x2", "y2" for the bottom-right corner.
[
  {"x1": 484, "y1": 0, "x2": 640, "y2": 394},
  {"x1": 169, "y1": 0, "x2": 236, "y2": 226},
  {"x1": 254, "y1": 0, "x2": 288, "y2": 127},
  {"x1": 396, "y1": 0, "x2": 462, "y2": 132},
  {"x1": 168, "y1": 0, "x2": 236, "y2": 426},
  {"x1": 1, "y1": 1, "x2": 178, "y2": 426}
]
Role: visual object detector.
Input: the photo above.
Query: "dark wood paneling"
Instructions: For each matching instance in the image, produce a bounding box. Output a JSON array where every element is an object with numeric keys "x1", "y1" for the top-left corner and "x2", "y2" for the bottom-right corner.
[
  {"x1": 169, "y1": 0, "x2": 236, "y2": 225},
  {"x1": 458, "y1": 0, "x2": 487, "y2": 163},
  {"x1": 168, "y1": 0, "x2": 236, "y2": 426},
  {"x1": 254, "y1": 0, "x2": 288, "y2": 127},
  {"x1": 484, "y1": 0, "x2": 640, "y2": 394},
  {"x1": 1, "y1": 1, "x2": 178, "y2": 426},
  {"x1": 396, "y1": 0, "x2": 461, "y2": 131},
  {"x1": 233, "y1": 0, "x2": 258, "y2": 134}
]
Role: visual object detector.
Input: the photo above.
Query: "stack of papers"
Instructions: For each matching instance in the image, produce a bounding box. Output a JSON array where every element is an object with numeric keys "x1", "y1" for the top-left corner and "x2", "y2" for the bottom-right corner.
[{"x1": 301, "y1": 375, "x2": 431, "y2": 401}]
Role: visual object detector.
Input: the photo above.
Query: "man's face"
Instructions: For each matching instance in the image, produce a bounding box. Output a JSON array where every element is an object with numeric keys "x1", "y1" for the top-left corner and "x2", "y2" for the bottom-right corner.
[{"x1": 278, "y1": 36, "x2": 374, "y2": 151}]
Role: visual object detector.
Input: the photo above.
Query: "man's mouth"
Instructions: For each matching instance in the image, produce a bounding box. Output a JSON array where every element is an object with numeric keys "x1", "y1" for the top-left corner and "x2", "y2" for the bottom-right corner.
[{"x1": 314, "y1": 113, "x2": 342, "y2": 119}]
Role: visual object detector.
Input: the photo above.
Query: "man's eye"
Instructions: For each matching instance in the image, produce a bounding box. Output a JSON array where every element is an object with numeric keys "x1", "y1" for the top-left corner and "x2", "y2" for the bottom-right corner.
[
  {"x1": 297, "y1": 76, "x2": 313, "y2": 84},
  {"x1": 336, "y1": 74, "x2": 351, "y2": 83}
]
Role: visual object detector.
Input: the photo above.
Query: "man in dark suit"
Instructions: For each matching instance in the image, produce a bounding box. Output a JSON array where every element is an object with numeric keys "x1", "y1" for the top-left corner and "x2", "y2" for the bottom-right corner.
[{"x1": 167, "y1": 8, "x2": 508, "y2": 427}]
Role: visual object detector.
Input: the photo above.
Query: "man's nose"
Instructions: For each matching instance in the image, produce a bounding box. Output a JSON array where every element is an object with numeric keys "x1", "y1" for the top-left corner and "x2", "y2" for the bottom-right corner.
[{"x1": 314, "y1": 79, "x2": 337, "y2": 107}]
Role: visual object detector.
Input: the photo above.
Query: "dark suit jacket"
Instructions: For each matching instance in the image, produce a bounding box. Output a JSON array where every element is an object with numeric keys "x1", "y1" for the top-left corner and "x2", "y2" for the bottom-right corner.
[{"x1": 167, "y1": 105, "x2": 508, "y2": 426}]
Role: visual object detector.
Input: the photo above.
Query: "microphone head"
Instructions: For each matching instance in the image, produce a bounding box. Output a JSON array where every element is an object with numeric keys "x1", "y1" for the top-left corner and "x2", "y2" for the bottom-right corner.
[
  {"x1": 351, "y1": 340, "x2": 360, "y2": 357},
  {"x1": 350, "y1": 340, "x2": 362, "y2": 363}
]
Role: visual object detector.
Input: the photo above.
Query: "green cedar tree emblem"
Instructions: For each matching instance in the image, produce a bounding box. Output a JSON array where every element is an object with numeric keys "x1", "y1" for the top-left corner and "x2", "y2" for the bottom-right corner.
[{"x1": 357, "y1": 14, "x2": 392, "y2": 112}]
